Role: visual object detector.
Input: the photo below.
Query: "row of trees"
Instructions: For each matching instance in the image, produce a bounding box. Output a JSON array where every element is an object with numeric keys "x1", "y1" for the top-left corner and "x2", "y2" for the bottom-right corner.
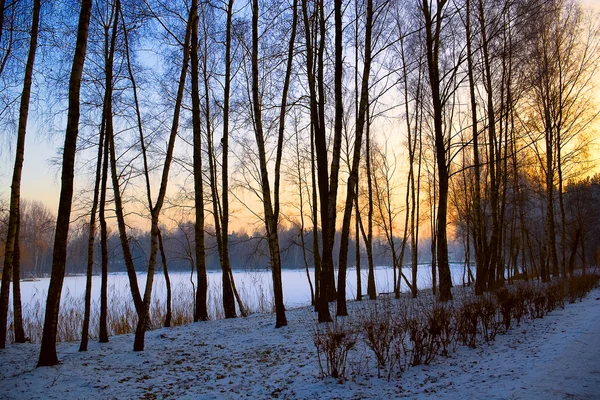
[{"x1": 0, "y1": 0, "x2": 598, "y2": 366}]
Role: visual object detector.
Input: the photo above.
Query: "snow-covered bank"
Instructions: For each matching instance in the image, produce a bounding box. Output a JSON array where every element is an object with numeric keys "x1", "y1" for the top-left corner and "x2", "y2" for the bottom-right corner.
[{"x1": 1, "y1": 287, "x2": 599, "y2": 399}]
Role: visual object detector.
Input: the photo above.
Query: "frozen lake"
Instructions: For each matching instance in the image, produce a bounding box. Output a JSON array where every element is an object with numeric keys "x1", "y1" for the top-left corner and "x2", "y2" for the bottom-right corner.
[{"x1": 17, "y1": 263, "x2": 468, "y2": 314}]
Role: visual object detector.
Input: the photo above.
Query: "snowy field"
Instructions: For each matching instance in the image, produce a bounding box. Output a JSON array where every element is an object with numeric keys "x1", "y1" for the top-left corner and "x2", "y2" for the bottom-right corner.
[
  {"x1": 16, "y1": 264, "x2": 465, "y2": 312},
  {"x1": 1, "y1": 286, "x2": 599, "y2": 399}
]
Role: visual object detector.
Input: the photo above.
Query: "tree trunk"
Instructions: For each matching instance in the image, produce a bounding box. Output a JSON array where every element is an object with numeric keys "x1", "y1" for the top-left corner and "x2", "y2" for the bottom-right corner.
[
  {"x1": 365, "y1": 113, "x2": 376, "y2": 300},
  {"x1": 107, "y1": 0, "x2": 143, "y2": 318},
  {"x1": 337, "y1": 0, "x2": 372, "y2": 316},
  {"x1": 133, "y1": 9, "x2": 193, "y2": 352},
  {"x1": 79, "y1": 105, "x2": 105, "y2": 352},
  {"x1": 190, "y1": 0, "x2": 208, "y2": 322},
  {"x1": 310, "y1": 125, "x2": 321, "y2": 311},
  {"x1": 12, "y1": 215, "x2": 24, "y2": 343},
  {"x1": 158, "y1": 229, "x2": 171, "y2": 327},
  {"x1": 301, "y1": 0, "x2": 330, "y2": 322},
  {"x1": 422, "y1": 0, "x2": 452, "y2": 301},
  {"x1": 219, "y1": 0, "x2": 237, "y2": 319},
  {"x1": 249, "y1": 0, "x2": 289, "y2": 328},
  {"x1": 38, "y1": 0, "x2": 92, "y2": 367},
  {"x1": 99, "y1": 120, "x2": 110, "y2": 343},
  {"x1": 0, "y1": 0, "x2": 40, "y2": 349},
  {"x1": 355, "y1": 196, "x2": 362, "y2": 301}
]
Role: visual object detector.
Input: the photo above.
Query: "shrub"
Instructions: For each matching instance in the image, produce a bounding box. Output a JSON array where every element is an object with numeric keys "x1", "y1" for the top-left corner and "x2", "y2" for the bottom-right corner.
[
  {"x1": 456, "y1": 299, "x2": 479, "y2": 348},
  {"x1": 362, "y1": 316, "x2": 393, "y2": 378},
  {"x1": 479, "y1": 295, "x2": 499, "y2": 342},
  {"x1": 495, "y1": 287, "x2": 515, "y2": 332},
  {"x1": 546, "y1": 281, "x2": 566, "y2": 311},
  {"x1": 428, "y1": 302, "x2": 455, "y2": 356},
  {"x1": 312, "y1": 318, "x2": 357, "y2": 379}
]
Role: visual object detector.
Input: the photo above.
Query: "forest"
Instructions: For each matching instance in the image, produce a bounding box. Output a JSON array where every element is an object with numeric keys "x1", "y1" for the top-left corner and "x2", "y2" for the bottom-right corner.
[{"x1": 0, "y1": 0, "x2": 599, "y2": 369}]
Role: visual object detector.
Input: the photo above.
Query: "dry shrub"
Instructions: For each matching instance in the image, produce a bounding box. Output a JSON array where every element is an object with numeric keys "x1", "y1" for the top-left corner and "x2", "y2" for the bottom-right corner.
[
  {"x1": 360, "y1": 302, "x2": 394, "y2": 378},
  {"x1": 479, "y1": 294, "x2": 499, "y2": 342},
  {"x1": 390, "y1": 307, "x2": 410, "y2": 375},
  {"x1": 567, "y1": 274, "x2": 600, "y2": 303},
  {"x1": 495, "y1": 287, "x2": 515, "y2": 332},
  {"x1": 512, "y1": 283, "x2": 531, "y2": 325},
  {"x1": 545, "y1": 281, "x2": 566, "y2": 311},
  {"x1": 530, "y1": 285, "x2": 547, "y2": 319},
  {"x1": 312, "y1": 317, "x2": 357, "y2": 379},
  {"x1": 428, "y1": 302, "x2": 455, "y2": 356},
  {"x1": 456, "y1": 299, "x2": 479, "y2": 348}
]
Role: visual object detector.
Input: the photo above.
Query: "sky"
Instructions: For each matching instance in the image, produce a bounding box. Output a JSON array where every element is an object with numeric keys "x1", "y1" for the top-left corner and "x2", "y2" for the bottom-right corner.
[{"x1": 1, "y1": 0, "x2": 600, "y2": 231}]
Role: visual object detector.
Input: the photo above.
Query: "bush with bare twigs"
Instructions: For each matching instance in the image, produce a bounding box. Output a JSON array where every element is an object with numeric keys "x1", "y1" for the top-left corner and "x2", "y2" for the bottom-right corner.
[{"x1": 312, "y1": 317, "x2": 357, "y2": 379}]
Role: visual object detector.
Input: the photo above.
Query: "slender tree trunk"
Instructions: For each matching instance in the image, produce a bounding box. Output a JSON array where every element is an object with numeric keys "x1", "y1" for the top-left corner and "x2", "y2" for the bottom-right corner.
[
  {"x1": 158, "y1": 228, "x2": 171, "y2": 327},
  {"x1": 302, "y1": 0, "x2": 330, "y2": 321},
  {"x1": 102, "y1": 0, "x2": 129, "y2": 344},
  {"x1": 99, "y1": 121, "x2": 110, "y2": 343},
  {"x1": 38, "y1": 0, "x2": 92, "y2": 367},
  {"x1": 133, "y1": 10, "x2": 193, "y2": 352},
  {"x1": 107, "y1": 0, "x2": 144, "y2": 317},
  {"x1": 337, "y1": 0, "x2": 372, "y2": 315},
  {"x1": 412, "y1": 82, "x2": 424, "y2": 297},
  {"x1": 400, "y1": 27, "x2": 420, "y2": 298},
  {"x1": 422, "y1": 0, "x2": 452, "y2": 301},
  {"x1": 295, "y1": 124, "x2": 315, "y2": 305},
  {"x1": 355, "y1": 196, "x2": 362, "y2": 300},
  {"x1": 0, "y1": 0, "x2": 40, "y2": 348},
  {"x1": 310, "y1": 125, "x2": 322, "y2": 311},
  {"x1": 219, "y1": 0, "x2": 237, "y2": 319},
  {"x1": 477, "y1": 0, "x2": 500, "y2": 292},
  {"x1": 190, "y1": 0, "x2": 208, "y2": 322},
  {"x1": 249, "y1": 0, "x2": 291, "y2": 327},
  {"x1": 0, "y1": 0, "x2": 5, "y2": 44},
  {"x1": 430, "y1": 160, "x2": 437, "y2": 296},
  {"x1": 79, "y1": 107, "x2": 105, "y2": 352},
  {"x1": 12, "y1": 215, "x2": 24, "y2": 342},
  {"x1": 365, "y1": 112, "x2": 376, "y2": 300},
  {"x1": 466, "y1": 0, "x2": 486, "y2": 296}
]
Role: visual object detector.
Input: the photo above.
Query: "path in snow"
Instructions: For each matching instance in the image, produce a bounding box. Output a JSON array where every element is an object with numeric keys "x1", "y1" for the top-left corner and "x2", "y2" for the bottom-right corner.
[{"x1": 0, "y1": 287, "x2": 599, "y2": 399}]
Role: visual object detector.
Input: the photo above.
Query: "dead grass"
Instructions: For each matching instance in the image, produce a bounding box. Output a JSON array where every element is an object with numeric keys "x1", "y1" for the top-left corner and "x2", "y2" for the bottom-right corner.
[{"x1": 6, "y1": 279, "x2": 271, "y2": 344}]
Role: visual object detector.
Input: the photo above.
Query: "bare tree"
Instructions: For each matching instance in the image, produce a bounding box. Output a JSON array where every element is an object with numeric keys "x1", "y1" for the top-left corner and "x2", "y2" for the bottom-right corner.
[
  {"x1": 38, "y1": 0, "x2": 93, "y2": 367},
  {"x1": 190, "y1": 0, "x2": 209, "y2": 322},
  {"x1": 0, "y1": 0, "x2": 40, "y2": 348}
]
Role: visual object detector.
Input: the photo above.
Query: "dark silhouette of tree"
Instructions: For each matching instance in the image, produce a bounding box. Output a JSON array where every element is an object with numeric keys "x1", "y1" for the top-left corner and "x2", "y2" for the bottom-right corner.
[
  {"x1": 38, "y1": 0, "x2": 93, "y2": 367},
  {"x1": 0, "y1": 0, "x2": 40, "y2": 348}
]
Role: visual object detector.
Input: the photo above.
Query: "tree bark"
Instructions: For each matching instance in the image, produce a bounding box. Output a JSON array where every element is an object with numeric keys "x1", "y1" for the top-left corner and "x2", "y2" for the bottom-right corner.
[
  {"x1": 218, "y1": 0, "x2": 238, "y2": 319},
  {"x1": 249, "y1": 0, "x2": 293, "y2": 327},
  {"x1": 158, "y1": 228, "x2": 171, "y2": 327},
  {"x1": 133, "y1": 8, "x2": 193, "y2": 352},
  {"x1": 0, "y1": 0, "x2": 40, "y2": 349},
  {"x1": 79, "y1": 102, "x2": 105, "y2": 351},
  {"x1": 421, "y1": 0, "x2": 452, "y2": 301},
  {"x1": 337, "y1": 0, "x2": 373, "y2": 316},
  {"x1": 38, "y1": 0, "x2": 93, "y2": 367},
  {"x1": 190, "y1": 0, "x2": 208, "y2": 322}
]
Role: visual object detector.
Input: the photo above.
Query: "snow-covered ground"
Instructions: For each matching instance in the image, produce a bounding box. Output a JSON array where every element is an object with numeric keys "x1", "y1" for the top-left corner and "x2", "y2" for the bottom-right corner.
[{"x1": 1, "y1": 287, "x2": 599, "y2": 399}]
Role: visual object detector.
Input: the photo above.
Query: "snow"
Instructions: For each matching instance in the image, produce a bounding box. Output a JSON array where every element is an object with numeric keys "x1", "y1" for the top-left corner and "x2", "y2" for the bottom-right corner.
[{"x1": 1, "y1": 287, "x2": 599, "y2": 399}]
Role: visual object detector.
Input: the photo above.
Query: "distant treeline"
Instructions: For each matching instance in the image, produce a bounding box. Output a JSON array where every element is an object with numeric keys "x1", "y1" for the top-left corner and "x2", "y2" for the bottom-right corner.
[{"x1": 64, "y1": 224, "x2": 441, "y2": 275}]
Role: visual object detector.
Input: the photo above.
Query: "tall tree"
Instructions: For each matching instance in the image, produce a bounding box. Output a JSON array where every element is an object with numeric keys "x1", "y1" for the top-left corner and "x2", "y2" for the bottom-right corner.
[
  {"x1": 248, "y1": 0, "x2": 297, "y2": 328},
  {"x1": 337, "y1": 0, "x2": 373, "y2": 316},
  {"x1": 420, "y1": 0, "x2": 456, "y2": 301},
  {"x1": 190, "y1": 0, "x2": 209, "y2": 322},
  {"x1": 132, "y1": 5, "x2": 193, "y2": 352},
  {"x1": 38, "y1": 0, "x2": 93, "y2": 367},
  {"x1": 0, "y1": 0, "x2": 40, "y2": 348}
]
